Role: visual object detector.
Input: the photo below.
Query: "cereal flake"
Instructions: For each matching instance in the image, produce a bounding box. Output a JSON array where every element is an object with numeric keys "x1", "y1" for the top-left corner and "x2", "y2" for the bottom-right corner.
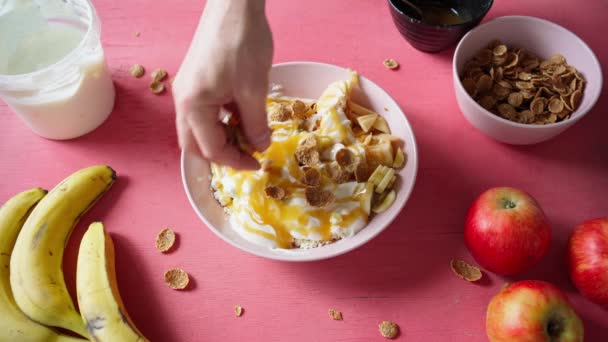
[
  {"x1": 155, "y1": 227, "x2": 176, "y2": 253},
  {"x1": 164, "y1": 268, "x2": 189, "y2": 290},
  {"x1": 379, "y1": 321, "x2": 399, "y2": 339}
]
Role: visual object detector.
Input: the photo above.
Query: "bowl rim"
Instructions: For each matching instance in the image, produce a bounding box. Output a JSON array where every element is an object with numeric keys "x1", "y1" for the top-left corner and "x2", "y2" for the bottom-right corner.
[
  {"x1": 452, "y1": 15, "x2": 603, "y2": 130},
  {"x1": 387, "y1": 0, "x2": 494, "y2": 28},
  {"x1": 180, "y1": 61, "x2": 419, "y2": 262}
]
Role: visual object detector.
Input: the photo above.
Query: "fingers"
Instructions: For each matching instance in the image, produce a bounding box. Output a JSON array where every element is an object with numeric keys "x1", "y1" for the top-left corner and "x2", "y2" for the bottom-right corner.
[
  {"x1": 185, "y1": 104, "x2": 259, "y2": 170},
  {"x1": 234, "y1": 82, "x2": 271, "y2": 152}
]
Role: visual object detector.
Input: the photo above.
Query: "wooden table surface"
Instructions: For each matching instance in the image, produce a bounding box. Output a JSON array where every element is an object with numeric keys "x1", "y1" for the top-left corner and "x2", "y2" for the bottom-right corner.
[{"x1": 1, "y1": 0, "x2": 607, "y2": 341}]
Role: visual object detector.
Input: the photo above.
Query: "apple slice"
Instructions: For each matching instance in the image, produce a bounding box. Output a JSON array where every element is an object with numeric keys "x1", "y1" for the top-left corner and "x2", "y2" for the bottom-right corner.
[
  {"x1": 357, "y1": 114, "x2": 378, "y2": 133},
  {"x1": 392, "y1": 147, "x2": 406, "y2": 169},
  {"x1": 372, "y1": 116, "x2": 391, "y2": 134},
  {"x1": 365, "y1": 140, "x2": 394, "y2": 167}
]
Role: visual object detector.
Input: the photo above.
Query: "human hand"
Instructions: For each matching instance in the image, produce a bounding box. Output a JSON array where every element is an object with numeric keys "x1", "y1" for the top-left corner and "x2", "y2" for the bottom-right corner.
[{"x1": 173, "y1": 0, "x2": 273, "y2": 169}]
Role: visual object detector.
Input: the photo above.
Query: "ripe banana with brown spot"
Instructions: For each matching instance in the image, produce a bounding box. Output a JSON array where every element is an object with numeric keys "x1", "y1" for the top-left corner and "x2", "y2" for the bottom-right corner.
[
  {"x1": 77, "y1": 222, "x2": 149, "y2": 341},
  {"x1": 10, "y1": 165, "x2": 116, "y2": 338},
  {"x1": 0, "y1": 188, "x2": 85, "y2": 342}
]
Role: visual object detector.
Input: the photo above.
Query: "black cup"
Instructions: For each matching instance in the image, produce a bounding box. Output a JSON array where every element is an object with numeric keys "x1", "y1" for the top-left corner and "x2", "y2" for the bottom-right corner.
[{"x1": 388, "y1": 0, "x2": 493, "y2": 53}]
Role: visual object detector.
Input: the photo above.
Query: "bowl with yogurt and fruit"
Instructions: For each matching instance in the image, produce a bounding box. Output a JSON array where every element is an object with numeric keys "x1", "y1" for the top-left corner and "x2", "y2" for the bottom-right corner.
[{"x1": 181, "y1": 62, "x2": 418, "y2": 261}]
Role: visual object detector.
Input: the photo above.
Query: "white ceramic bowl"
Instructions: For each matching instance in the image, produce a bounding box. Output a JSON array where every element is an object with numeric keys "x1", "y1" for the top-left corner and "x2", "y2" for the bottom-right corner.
[
  {"x1": 181, "y1": 62, "x2": 418, "y2": 261},
  {"x1": 453, "y1": 16, "x2": 602, "y2": 145}
]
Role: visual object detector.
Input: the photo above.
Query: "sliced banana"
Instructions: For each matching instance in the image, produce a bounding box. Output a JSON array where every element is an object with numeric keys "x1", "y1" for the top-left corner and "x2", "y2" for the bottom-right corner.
[
  {"x1": 367, "y1": 165, "x2": 387, "y2": 186},
  {"x1": 360, "y1": 182, "x2": 375, "y2": 215},
  {"x1": 376, "y1": 167, "x2": 396, "y2": 194},
  {"x1": 372, "y1": 190, "x2": 396, "y2": 214}
]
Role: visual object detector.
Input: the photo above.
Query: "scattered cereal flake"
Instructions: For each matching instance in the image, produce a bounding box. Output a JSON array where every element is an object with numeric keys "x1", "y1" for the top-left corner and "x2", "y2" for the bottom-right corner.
[
  {"x1": 235, "y1": 305, "x2": 244, "y2": 317},
  {"x1": 335, "y1": 148, "x2": 354, "y2": 169},
  {"x1": 155, "y1": 227, "x2": 176, "y2": 253},
  {"x1": 450, "y1": 259, "x2": 483, "y2": 282},
  {"x1": 149, "y1": 81, "x2": 165, "y2": 94},
  {"x1": 328, "y1": 165, "x2": 352, "y2": 184},
  {"x1": 383, "y1": 58, "x2": 399, "y2": 70},
  {"x1": 270, "y1": 103, "x2": 292, "y2": 122},
  {"x1": 379, "y1": 321, "x2": 400, "y2": 339},
  {"x1": 296, "y1": 145, "x2": 319, "y2": 166},
  {"x1": 355, "y1": 161, "x2": 372, "y2": 182},
  {"x1": 302, "y1": 167, "x2": 321, "y2": 187},
  {"x1": 151, "y1": 68, "x2": 168, "y2": 82},
  {"x1": 292, "y1": 99, "x2": 308, "y2": 119},
  {"x1": 164, "y1": 268, "x2": 189, "y2": 290},
  {"x1": 264, "y1": 185, "x2": 285, "y2": 200},
  {"x1": 299, "y1": 135, "x2": 317, "y2": 148},
  {"x1": 328, "y1": 309, "x2": 343, "y2": 321},
  {"x1": 129, "y1": 64, "x2": 145, "y2": 78},
  {"x1": 304, "y1": 187, "x2": 335, "y2": 208},
  {"x1": 134, "y1": 31, "x2": 141, "y2": 37}
]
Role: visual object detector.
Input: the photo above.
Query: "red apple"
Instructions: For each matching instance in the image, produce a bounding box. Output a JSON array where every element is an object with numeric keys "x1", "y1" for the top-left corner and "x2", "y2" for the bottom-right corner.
[
  {"x1": 486, "y1": 280, "x2": 584, "y2": 342},
  {"x1": 568, "y1": 217, "x2": 608, "y2": 307},
  {"x1": 464, "y1": 187, "x2": 551, "y2": 275}
]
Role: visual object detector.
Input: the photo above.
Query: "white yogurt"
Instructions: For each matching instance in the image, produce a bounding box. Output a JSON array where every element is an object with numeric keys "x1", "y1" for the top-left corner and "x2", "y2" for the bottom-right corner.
[{"x1": 0, "y1": 0, "x2": 115, "y2": 140}]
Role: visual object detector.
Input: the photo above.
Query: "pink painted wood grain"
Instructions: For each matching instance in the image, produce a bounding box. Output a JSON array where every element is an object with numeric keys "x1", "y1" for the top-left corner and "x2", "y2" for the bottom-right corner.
[{"x1": 1, "y1": 0, "x2": 607, "y2": 341}]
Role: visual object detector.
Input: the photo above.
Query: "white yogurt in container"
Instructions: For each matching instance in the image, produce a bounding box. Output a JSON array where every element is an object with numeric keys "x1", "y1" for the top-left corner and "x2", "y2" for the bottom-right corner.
[{"x1": 0, "y1": 0, "x2": 115, "y2": 140}]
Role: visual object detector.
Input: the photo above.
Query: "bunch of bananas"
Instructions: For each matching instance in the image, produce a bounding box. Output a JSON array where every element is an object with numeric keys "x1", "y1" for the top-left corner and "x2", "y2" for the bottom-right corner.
[{"x1": 0, "y1": 166, "x2": 148, "y2": 342}]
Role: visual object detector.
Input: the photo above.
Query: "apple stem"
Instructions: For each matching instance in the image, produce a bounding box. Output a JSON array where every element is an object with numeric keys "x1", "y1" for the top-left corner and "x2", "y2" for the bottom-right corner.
[
  {"x1": 501, "y1": 198, "x2": 516, "y2": 209},
  {"x1": 547, "y1": 317, "x2": 563, "y2": 339}
]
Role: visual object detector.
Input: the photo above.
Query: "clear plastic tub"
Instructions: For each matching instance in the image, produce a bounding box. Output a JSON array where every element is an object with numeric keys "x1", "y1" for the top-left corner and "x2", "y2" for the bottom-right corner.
[{"x1": 0, "y1": 0, "x2": 115, "y2": 140}]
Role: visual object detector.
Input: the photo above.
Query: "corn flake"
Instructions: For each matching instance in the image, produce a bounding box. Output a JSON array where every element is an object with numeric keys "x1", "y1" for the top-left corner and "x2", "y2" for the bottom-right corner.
[
  {"x1": 155, "y1": 227, "x2": 176, "y2": 253},
  {"x1": 328, "y1": 309, "x2": 343, "y2": 321},
  {"x1": 450, "y1": 259, "x2": 483, "y2": 282},
  {"x1": 302, "y1": 167, "x2": 321, "y2": 187},
  {"x1": 379, "y1": 321, "x2": 400, "y2": 339},
  {"x1": 461, "y1": 40, "x2": 585, "y2": 125},
  {"x1": 164, "y1": 269, "x2": 189, "y2": 290},
  {"x1": 383, "y1": 58, "x2": 399, "y2": 70},
  {"x1": 235, "y1": 305, "x2": 244, "y2": 317},
  {"x1": 129, "y1": 64, "x2": 145, "y2": 78},
  {"x1": 305, "y1": 187, "x2": 335, "y2": 208},
  {"x1": 264, "y1": 185, "x2": 285, "y2": 200}
]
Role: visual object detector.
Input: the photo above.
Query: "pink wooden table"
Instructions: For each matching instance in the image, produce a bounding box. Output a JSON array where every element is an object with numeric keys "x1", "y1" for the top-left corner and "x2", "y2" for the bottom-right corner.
[{"x1": 1, "y1": 0, "x2": 607, "y2": 340}]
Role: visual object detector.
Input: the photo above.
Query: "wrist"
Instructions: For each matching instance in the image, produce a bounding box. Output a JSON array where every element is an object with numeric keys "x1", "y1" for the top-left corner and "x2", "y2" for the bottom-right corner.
[{"x1": 207, "y1": 0, "x2": 266, "y2": 16}]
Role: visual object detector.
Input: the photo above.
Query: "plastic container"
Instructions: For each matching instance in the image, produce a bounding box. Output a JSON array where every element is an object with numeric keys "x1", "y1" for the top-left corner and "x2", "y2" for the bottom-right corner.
[{"x1": 0, "y1": 0, "x2": 115, "y2": 140}]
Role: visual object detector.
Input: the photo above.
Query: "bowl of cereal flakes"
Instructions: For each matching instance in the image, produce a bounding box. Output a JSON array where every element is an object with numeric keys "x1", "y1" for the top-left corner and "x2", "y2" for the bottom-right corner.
[
  {"x1": 453, "y1": 16, "x2": 602, "y2": 145},
  {"x1": 182, "y1": 62, "x2": 418, "y2": 261}
]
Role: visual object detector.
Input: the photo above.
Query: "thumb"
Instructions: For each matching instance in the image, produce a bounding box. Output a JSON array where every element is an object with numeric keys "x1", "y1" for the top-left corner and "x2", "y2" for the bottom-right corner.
[{"x1": 234, "y1": 84, "x2": 271, "y2": 152}]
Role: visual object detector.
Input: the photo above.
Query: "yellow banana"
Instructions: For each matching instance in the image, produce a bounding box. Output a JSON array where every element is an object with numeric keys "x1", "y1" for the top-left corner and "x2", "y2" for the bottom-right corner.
[
  {"x1": 10, "y1": 165, "x2": 116, "y2": 338},
  {"x1": 0, "y1": 188, "x2": 85, "y2": 342},
  {"x1": 77, "y1": 222, "x2": 149, "y2": 341}
]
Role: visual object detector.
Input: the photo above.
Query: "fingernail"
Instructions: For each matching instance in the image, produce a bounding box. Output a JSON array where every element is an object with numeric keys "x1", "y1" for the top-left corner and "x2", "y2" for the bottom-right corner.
[{"x1": 250, "y1": 130, "x2": 271, "y2": 151}]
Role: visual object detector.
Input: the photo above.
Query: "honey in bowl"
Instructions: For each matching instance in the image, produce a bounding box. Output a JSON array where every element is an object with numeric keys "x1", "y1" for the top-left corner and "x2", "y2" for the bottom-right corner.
[
  {"x1": 395, "y1": 0, "x2": 470, "y2": 26},
  {"x1": 420, "y1": 5, "x2": 464, "y2": 25}
]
